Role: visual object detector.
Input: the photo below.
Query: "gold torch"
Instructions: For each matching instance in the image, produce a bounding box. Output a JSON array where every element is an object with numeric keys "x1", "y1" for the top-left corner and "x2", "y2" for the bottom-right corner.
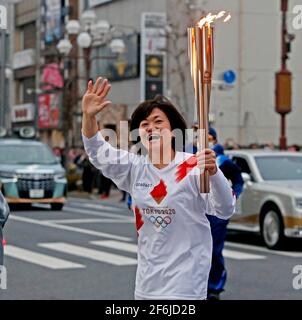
[{"x1": 188, "y1": 12, "x2": 231, "y2": 193}]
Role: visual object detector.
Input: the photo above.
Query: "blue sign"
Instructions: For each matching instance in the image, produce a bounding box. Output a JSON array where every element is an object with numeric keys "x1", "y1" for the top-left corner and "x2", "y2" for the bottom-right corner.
[{"x1": 223, "y1": 70, "x2": 236, "y2": 84}]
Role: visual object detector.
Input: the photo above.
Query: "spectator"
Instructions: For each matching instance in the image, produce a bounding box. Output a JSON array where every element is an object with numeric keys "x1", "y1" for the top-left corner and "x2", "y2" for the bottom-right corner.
[
  {"x1": 207, "y1": 129, "x2": 244, "y2": 300},
  {"x1": 249, "y1": 143, "x2": 260, "y2": 149},
  {"x1": 288, "y1": 144, "x2": 300, "y2": 152},
  {"x1": 224, "y1": 138, "x2": 240, "y2": 150},
  {"x1": 185, "y1": 123, "x2": 198, "y2": 154},
  {"x1": 0, "y1": 190, "x2": 10, "y2": 266},
  {"x1": 77, "y1": 153, "x2": 97, "y2": 195},
  {"x1": 263, "y1": 142, "x2": 275, "y2": 150}
]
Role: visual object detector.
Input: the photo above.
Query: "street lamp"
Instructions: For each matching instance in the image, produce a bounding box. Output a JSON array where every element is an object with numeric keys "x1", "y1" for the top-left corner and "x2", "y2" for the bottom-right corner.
[
  {"x1": 55, "y1": 12, "x2": 127, "y2": 161},
  {"x1": 57, "y1": 11, "x2": 126, "y2": 82},
  {"x1": 5, "y1": 67, "x2": 13, "y2": 79},
  {"x1": 56, "y1": 39, "x2": 73, "y2": 56}
]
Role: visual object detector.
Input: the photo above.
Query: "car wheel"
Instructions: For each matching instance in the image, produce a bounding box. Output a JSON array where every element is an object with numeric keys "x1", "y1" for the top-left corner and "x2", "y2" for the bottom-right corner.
[
  {"x1": 261, "y1": 208, "x2": 284, "y2": 249},
  {"x1": 51, "y1": 203, "x2": 64, "y2": 211}
]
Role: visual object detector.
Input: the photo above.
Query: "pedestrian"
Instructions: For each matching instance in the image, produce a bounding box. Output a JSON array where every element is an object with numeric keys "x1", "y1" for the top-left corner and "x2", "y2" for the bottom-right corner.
[
  {"x1": 77, "y1": 153, "x2": 96, "y2": 194},
  {"x1": 0, "y1": 190, "x2": 10, "y2": 266},
  {"x1": 288, "y1": 144, "x2": 300, "y2": 152},
  {"x1": 98, "y1": 172, "x2": 112, "y2": 199},
  {"x1": 185, "y1": 123, "x2": 198, "y2": 154},
  {"x1": 206, "y1": 128, "x2": 244, "y2": 300},
  {"x1": 82, "y1": 77, "x2": 235, "y2": 300}
]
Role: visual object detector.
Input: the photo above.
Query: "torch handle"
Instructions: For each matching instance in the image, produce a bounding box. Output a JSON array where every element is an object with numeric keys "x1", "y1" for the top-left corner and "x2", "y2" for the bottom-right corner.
[
  {"x1": 198, "y1": 81, "x2": 210, "y2": 193},
  {"x1": 200, "y1": 171, "x2": 210, "y2": 193},
  {"x1": 188, "y1": 26, "x2": 213, "y2": 193}
]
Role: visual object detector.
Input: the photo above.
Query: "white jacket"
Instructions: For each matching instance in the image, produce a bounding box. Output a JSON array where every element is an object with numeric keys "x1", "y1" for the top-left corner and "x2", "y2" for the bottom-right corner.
[{"x1": 83, "y1": 132, "x2": 236, "y2": 300}]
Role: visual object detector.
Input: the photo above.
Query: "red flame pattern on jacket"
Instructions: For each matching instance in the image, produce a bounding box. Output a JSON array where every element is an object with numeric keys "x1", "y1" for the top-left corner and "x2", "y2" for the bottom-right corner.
[
  {"x1": 175, "y1": 156, "x2": 197, "y2": 183},
  {"x1": 134, "y1": 206, "x2": 144, "y2": 231},
  {"x1": 150, "y1": 179, "x2": 168, "y2": 204}
]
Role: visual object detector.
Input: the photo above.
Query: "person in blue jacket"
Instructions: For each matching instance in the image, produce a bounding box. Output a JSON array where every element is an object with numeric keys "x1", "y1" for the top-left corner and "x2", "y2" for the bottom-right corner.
[
  {"x1": 0, "y1": 190, "x2": 10, "y2": 266},
  {"x1": 207, "y1": 128, "x2": 244, "y2": 299}
]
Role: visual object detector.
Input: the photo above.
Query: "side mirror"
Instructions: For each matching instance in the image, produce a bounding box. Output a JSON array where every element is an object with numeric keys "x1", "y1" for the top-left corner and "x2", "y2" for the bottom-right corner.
[{"x1": 241, "y1": 172, "x2": 252, "y2": 183}]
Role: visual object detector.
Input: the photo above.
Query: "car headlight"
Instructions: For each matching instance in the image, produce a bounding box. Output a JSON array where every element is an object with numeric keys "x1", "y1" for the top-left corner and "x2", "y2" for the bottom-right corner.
[
  {"x1": 295, "y1": 198, "x2": 302, "y2": 209},
  {"x1": 0, "y1": 171, "x2": 17, "y2": 179},
  {"x1": 54, "y1": 173, "x2": 66, "y2": 180}
]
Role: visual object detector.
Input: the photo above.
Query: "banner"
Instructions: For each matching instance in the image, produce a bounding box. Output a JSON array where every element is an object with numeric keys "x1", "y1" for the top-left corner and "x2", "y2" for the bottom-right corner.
[
  {"x1": 38, "y1": 93, "x2": 61, "y2": 129},
  {"x1": 44, "y1": 0, "x2": 62, "y2": 44}
]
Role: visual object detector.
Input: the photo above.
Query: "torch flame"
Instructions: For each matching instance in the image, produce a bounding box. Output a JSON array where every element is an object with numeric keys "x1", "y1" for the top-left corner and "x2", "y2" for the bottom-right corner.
[
  {"x1": 216, "y1": 11, "x2": 226, "y2": 19},
  {"x1": 198, "y1": 11, "x2": 231, "y2": 28},
  {"x1": 223, "y1": 14, "x2": 231, "y2": 22}
]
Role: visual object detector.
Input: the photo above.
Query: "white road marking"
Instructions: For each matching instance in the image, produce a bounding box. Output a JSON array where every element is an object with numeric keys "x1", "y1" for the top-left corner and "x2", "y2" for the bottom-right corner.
[
  {"x1": 68, "y1": 197, "x2": 126, "y2": 209},
  {"x1": 5, "y1": 245, "x2": 85, "y2": 269},
  {"x1": 80, "y1": 202, "x2": 125, "y2": 212},
  {"x1": 45, "y1": 218, "x2": 134, "y2": 224},
  {"x1": 10, "y1": 215, "x2": 133, "y2": 242},
  {"x1": 63, "y1": 206, "x2": 132, "y2": 220},
  {"x1": 225, "y1": 241, "x2": 302, "y2": 258},
  {"x1": 32, "y1": 200, "x2": 132, "y2": 220},
  {"x1": 38, "y1": 242, "x2": 137, "y2": 266},
  {"x1": 223, "y1": 249, "x2": 266, "y2": 260},
  {"x1": 91, "y1": 240, "x2": 138, "y2": 253}
]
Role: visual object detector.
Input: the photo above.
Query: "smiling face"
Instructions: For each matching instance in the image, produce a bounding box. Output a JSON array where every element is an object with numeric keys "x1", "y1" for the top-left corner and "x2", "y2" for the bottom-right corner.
[{"x1": 139, "y1": 108, "x2": 174, "y2": 155}]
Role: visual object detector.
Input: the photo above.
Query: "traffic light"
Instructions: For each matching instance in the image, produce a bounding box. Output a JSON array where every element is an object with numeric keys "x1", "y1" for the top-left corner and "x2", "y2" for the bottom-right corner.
[{"x1": 145, "y1": 54, "x2": 164, "y2": 100}]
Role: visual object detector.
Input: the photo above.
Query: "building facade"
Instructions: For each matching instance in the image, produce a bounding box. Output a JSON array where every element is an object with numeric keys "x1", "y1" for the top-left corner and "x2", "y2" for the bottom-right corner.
[
  {"x1": 6, "y1": 0, "x2": 302, "y2": 148},
  {"x1": 10, "y1": 0, "x2": 80, "y2": 149},
  {"x1": 11, "y1": 0, "x2": 39, "y2": 136},
  {"x1": 81, "y1": 0, "x2": 302, "y2": 147},
  {"x1": 0, "y1": 0, "x2": 13, "y2": 134}
]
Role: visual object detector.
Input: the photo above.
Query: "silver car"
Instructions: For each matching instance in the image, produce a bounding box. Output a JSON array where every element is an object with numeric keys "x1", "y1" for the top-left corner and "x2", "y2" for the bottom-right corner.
[
  {"x1": 226, "y1": 150, "x2": 302, "y2": 249},
  {"x1": 0, "y1": 138, "x2": 67, "y2": 211}
]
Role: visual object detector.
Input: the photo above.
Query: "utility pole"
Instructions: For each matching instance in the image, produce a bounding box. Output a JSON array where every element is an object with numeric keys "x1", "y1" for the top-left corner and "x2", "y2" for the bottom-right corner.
[
  {"x1": 62, "y1": 0, "x2": 79, "y2": 169},
  {"x1": 0, "y1": 29, "x2": 6, "y2": 129},
  {"x1": 275, "y1": 0, "x2": 295, "y2": 150}
]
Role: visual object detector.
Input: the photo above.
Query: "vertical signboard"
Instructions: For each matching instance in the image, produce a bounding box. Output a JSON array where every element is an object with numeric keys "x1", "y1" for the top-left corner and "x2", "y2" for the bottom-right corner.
[
  {"x1": 0, "y1": 4, "x2": 7, "y2": 30},
  {"x1": 44, "y1": 0, "x2": 62, "y2": 44},
  {"x1": 38, "y1": 93, "x2": 61, "y2": 129},
  {"x1": 140, "y1": 12, "x2": 167, "y2": 101}
]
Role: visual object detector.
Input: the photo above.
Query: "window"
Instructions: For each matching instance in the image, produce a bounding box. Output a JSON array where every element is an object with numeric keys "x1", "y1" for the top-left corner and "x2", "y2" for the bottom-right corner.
[
  {"x1": 232, "y1": 157, "x2": 251, "y2": 174},
  {"x1": 23, "y1": 22, "x2": 36, "y2": 49},
  {"x1": 16, "y1": 77, "x2": 36, "y2": 104},
  {"x1": 0, "y1": 144, "x2": 57, "y2": 165},
  {"x1": 255, "y1": 156, "x2": 302, "y2": 181}
]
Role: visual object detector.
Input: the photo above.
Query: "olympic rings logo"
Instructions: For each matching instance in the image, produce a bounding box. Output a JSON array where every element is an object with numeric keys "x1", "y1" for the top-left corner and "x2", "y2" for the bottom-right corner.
[{"x1": 148, "y1": 215, "x2": 172, "y2": 228}]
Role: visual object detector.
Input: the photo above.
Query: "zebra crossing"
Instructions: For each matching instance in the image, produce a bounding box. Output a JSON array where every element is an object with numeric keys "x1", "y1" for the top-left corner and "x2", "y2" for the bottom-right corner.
[{"x1": 4, "y1": 198, "x2": 302, "y2": 270}]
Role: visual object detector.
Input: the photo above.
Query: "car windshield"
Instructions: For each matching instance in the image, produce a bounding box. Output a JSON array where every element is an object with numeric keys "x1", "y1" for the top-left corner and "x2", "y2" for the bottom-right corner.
[
  {"x1": 255, "y1": 156, "x2": 302, "y2": 180},
  {"x1": 0, "y1": 144, "x2": 58, "y2": 165}
]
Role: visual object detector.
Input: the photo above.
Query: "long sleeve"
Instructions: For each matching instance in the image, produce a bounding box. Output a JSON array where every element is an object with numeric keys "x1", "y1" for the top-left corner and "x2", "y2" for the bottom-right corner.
[
  {"x1": 206, "y1": 168, "x2": 236, "y2": 220},
  {"x1": 220, "y1": 160, "x2": 244, "y2": 198},
  {"x1": 82, "y1": 131, "x2": 140, "y2": 193}
]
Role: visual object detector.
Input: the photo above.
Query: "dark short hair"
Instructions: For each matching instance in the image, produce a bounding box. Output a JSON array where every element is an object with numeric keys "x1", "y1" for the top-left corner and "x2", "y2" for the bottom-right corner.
[
  {"x1": 208, "y1": 127, "x2": 217, "y2": 139},
  {"x1": 130, "y1": 95, "x2": 187, "y2": 151}
]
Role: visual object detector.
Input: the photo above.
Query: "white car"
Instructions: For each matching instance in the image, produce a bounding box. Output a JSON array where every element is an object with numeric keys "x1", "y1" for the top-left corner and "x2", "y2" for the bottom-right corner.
[{"x1": 226, "y1": 150, "x2": 302, "y2": 249}]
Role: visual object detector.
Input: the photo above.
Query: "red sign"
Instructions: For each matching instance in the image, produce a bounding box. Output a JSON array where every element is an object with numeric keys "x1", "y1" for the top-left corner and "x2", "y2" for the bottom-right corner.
[
  {"x1": 41, "y1": 63, "x2": 63, "y2": 90},
  {"x1": 11, "y1": 103, "x2": 35, "y2": 123},
  {"x1": 38, "y1": 93, "x2": 61, "y2": 129}
]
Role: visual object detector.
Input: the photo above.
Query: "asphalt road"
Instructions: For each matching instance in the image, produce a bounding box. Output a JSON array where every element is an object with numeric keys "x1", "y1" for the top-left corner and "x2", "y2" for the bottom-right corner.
[{"x1": 1, "y1": 197, "x2": 302, "y2": 300}]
